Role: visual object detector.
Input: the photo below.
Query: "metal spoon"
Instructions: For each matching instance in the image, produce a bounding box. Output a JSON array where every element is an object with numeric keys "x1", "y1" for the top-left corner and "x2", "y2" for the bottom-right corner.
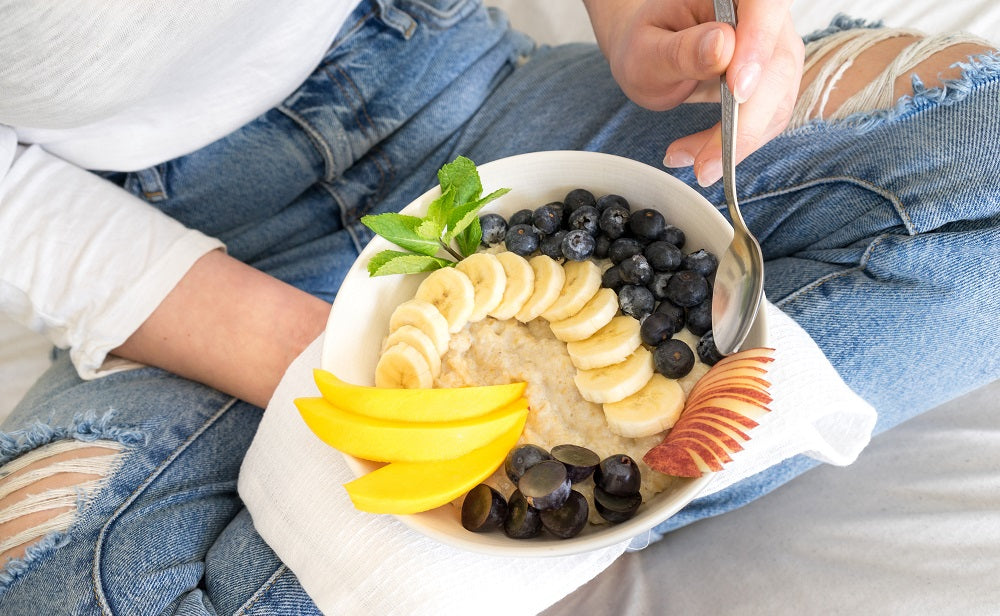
[{"x1": 710, "y1": 0, "x2": 765, "y2": 355}]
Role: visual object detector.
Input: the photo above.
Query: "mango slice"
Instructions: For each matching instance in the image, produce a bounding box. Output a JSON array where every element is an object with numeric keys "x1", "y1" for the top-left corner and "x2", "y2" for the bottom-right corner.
[
  {"x1": 295, "y1": 396, "x2": 529, "y2": 463},
  {"x1": 344, "y1": 411, "x2": 527, "y2": 514},
  {"x1": 313, "y1": 369, "x2": 527, "y2": 422}
]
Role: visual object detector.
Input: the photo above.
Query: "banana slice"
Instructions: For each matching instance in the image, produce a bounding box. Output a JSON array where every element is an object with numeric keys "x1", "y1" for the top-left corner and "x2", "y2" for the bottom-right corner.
[
  {"x1": 388, "y1": 298, "x2": 450, "y2": 355},
  {"x1": 414, "y1": 266, "x2": 475, "y2": 334},
  {"x1": 489, "y1": 252, "x2": 535, "y2": 320},
  {"x1": 455, "y1": 252, "x2": 507, "y2": 322},
  {"x1": 382, "y1": 324, "x2": 441, "y2": 378},
  {"x1": 375, "y1": 342, "x2": 435, "y2": 389},
  {"x1": 548, "y1": 287, "x2": 619, "y2": 342},
  {"x1": 574, "y1": 345, "x2": 654, "y2": 404},
  {"x1": 514, "y1": 255, "x2": 565, "y2": 323},
  {"x1": 540, "y1": 260, "x2": 603, "y2": 322},
  {"x1": 565, "y1": 315, "x2": 642, "y2": 370},
  {"x1": 602, "y1": 373, "x2": 684, "y2": 438}
]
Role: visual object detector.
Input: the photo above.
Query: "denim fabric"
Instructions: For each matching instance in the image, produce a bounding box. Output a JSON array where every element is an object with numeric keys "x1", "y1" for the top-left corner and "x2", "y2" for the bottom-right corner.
[{"x1": 3, "y1": 0, "x2": 1000, "y2": 611}]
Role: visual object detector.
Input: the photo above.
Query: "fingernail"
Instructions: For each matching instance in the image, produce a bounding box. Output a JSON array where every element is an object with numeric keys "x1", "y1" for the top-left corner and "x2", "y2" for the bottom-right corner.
[
  {"x1": 700, "y1": 29, "x2": 724, "y2": 65},
  {"x1": 696, "y1": 158, "x2": 722, "y2": 187},
  {"x1": 664, "y1": 150, "x2": 695, "y2": 168},
  {"x1": 733, "y1": 62, "x2": 761, "y2": 103}
]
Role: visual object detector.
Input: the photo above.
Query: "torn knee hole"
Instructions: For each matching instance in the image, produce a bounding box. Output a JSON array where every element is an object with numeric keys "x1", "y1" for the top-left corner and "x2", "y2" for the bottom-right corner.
[
  {"x1": 0, "y1": 440, "x2": 124, "y2": 563},
  {"x1": 792, "y1": 28, "x2": 996, "y2": 127}
]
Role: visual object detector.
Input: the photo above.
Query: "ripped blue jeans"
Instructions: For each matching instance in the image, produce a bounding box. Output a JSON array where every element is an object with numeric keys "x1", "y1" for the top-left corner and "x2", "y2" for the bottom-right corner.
[{"x1": 2, "y1": 1, "x2": 999, "y2": 613}]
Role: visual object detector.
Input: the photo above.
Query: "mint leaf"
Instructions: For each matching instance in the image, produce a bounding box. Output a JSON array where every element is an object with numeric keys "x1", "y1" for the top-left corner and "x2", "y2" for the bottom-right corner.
[
  {"x1": 455, "y1": 217, "x2": 482, "y2": 257},
  {"x1": 361, "y1": 213, "x2": 440, "y2": 256},
  {"x1": 437, "y1": 156, "x2": 481, "y2": 205},
  {"x1": 419, "y1": 187, "x2": 454, "y2": 241},
  {"x1": 366, "y1": 250, "x2": 452, "y2": 276},
  {"x1": 445, "y1": 187, "x2": 512, "y2": 243}
]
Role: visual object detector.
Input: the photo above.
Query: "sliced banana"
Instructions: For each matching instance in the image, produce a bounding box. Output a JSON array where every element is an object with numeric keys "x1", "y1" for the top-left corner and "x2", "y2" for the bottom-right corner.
[
  {"x1": 455, "y1": 252, "x2": 507, "y2": 322},
  {"x1": 382, "y1": 325, "x2": 441, "y2": 378},
  {"x1": 514, "y1": 255, "x2": 565, "y2": 323},
  {"x1": 565, "y1": 315, "x2": 642, "y2": 370},
  {"x1": 375, "y1": 342, "x2": 435, "y2": 389},
  {"x1": 489, "y1": 251, "x2": 535, "y2": 320},
  {"x1": 602, "y1": 373, "x2": 684, "y2": 438},
  {"x1": 548, "y1": 287, "x2": 619, "y2": 342},
  {"x1": 414, "y1": 266, "x2": 475, "y2": 334},
  {"x1": 388, "y1": 298, "x2": 450, "y2": 355},
  {"x1": 540, "y1": 260, "x2": 603, "y2": 322},
  {"x1": 574, "y1": 345, "x2": 654, "y2": 404}
]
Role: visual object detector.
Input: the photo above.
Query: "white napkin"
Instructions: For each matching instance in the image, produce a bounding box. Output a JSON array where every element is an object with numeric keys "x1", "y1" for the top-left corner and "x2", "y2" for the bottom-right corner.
[{"x1": 237, "y1": 301, "x2": 876, "y2": 615}]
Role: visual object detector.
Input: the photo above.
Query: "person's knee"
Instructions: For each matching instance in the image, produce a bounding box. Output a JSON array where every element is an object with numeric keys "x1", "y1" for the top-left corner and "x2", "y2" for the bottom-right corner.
[{"x1": 0, "y1": 440, "x2": 125, "y2": 564}]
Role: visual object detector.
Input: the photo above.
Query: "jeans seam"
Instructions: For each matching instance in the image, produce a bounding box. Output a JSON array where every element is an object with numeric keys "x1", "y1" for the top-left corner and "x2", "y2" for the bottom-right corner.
[
  {"x1": 775, "y1": 232, "x2": 894, "y2": 310},
  {"x1": 90, "y1": 397, "x2": 241, "y2": 615},
  {"x1": 742, "y1": 174, "x2": 918, "y2": 235},
  {"x1": 234, "y1": 563, "x2": 288, "y2": 615},
  {"x1": 276, "y1": 104, "x2": 336, "y2": 184}
]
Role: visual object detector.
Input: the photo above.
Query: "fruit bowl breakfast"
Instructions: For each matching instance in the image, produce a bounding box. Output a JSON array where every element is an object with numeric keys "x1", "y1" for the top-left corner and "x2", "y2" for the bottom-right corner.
[{"x1": 304, "y1": 151, "x2": 769, "y2": 557}]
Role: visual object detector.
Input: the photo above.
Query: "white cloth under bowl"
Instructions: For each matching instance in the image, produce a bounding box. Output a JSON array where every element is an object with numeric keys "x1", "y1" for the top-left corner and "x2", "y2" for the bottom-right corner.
[{"x1": 237, "y1": 301, "x2": 876, "y2": 615}]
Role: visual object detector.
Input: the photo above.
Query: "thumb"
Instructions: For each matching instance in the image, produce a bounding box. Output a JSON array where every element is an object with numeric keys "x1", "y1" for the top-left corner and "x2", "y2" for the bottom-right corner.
[{"x1": 655, "y1": 22, "x2": 734, "y2": 85}]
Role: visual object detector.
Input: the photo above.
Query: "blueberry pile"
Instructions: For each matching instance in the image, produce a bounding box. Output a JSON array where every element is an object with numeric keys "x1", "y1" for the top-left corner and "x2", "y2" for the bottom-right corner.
[
  {"x1": 480, "y1": 188, "x2": 725, "y2": 369},
  {"x1": 461, "y1": 444, "x2": 642, "y2": 539}
]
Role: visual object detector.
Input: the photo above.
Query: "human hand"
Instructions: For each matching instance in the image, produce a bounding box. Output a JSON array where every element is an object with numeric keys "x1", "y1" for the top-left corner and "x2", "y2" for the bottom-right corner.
[{"x1": 583, "y1": 0, "x2": 804, "y2": 186}]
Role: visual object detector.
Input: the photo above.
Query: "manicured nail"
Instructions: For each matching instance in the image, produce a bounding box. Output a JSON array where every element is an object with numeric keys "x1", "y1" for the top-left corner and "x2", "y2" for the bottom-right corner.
[
  {"x1": 733, "y1": 62, "x2": 761, "y2": 103},
  {"x1": 696, "y1": 158, "x2": 722, "y2": 187},
  {"x1": 664, "y1": 150, "x2": 695, "y2": 168},
  {"x1": 700, "y1": 28, "x2": 725, "y2": 66}
]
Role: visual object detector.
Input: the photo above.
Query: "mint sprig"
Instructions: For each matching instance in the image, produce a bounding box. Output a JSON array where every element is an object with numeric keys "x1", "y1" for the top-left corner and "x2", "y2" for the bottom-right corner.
[{"x1": 361, "y1": 156, "x2": 510, "y2": 277}]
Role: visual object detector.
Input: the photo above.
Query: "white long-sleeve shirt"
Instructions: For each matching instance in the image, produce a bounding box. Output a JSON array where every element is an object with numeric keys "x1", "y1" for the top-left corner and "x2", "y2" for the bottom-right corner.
[{"x1": 0, "y1": 0, "x2": 359, "y2": 378}]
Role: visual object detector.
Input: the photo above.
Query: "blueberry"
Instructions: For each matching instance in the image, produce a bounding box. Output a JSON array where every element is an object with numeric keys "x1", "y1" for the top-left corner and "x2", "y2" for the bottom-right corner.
[
  {"x1": 532, "y1": 203, "x2": 563, "y2": 235},
  {"x1": 594, "y1": 454, "x2": 641, "y2": 496},
  {"x1": 644, "y1": 240, "x2": 683, "y2": 272},
  {"x1": 682, "y1": 249, "x2": 719, "y2": 278},
  {"x1": 629, "y1": 208, "x2": 666, "y2": 242},
  {"x1": 654, "y1": 299, "x2": 686, "y2": 333},
  {"x1": 461, "y1": 484, "x2": 508, "y2": 533},
  {"x1": 509, "y1": 208, "x2": 533, "y2": 227},
  {"x1": 479, "y1": 213, "x2": 508, "y2": 246},
  {"x1": 686, "y1": 299, "x2": 713, "y2": 336},
  {"x1": 561, "y1": 229, "x2": 596, "y2": 261},
  {"x1": 567, "y1": 205, "x2": 601, "y2": 237},
  {"x1": 648, "y1": 271, "x2": 672, "y2": 301},
  {"x1": 539, "y1": 230, "x2": 568, "y2": 260},
  {"x1": 595, "y1": 194, "x2": 631, "y2": 213},
  {"x1": 598, "y1": 205, "x2": 630, "y2": 240},
  {"x1": 608, "y1": 237, "x2": 644, "y2": 264},
  {"x1": 696, "y1": 331, "x2": 726, "y2": 366},
  {"x1": 505, "y1": 223, "x2": 540, "y2": 256},
  {"x1": 601, "y1": 264, "x2": 625, "y2": 291},
  {"x1": 564, "y1": 188, "x2": 597, "y2": 213},
  {"x1": 664, "y1": 270, "x2": 709, "y2": 307},
  {"x1": 593, "y1": 234, "x2": 611, "y2": 259},
  {"x1": 661, "y1": 224, "x2": 686, "y2": 248},
  {"x1": 640, "y1": 312, "x2": 675, "y2": 346},
  {"x1": 653, "y1": 338, "x2": 695, "y2": 378},
  {"x1": 618, "y1": 284, "x2": 655, "y2": 319},
  {"x1": 618, "y1": 254, "x2": 653, "y2": 285},
  {"x1": 503, "y1": 489, "x2": 542, "y2": 539}
]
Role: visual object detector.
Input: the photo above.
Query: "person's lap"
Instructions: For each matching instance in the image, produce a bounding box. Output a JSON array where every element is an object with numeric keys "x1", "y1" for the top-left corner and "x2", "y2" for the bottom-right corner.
[{"x1": 3, "y1": 0, "x2": 999, "y2": 610}]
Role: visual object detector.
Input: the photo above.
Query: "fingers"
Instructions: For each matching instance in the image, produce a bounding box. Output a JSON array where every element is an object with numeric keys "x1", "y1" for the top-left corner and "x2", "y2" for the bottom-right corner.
[
  {"x1": 665, "y1": 10, "x2": 803, "y2": 186},
  {"x1": 729, "y1": 0, "x2": 794, "y2": 103}
]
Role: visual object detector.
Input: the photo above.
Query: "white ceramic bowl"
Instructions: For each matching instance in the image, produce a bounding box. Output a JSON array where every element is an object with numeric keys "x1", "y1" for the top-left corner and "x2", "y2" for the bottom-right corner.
[{"x1": 321, "y1": 150, "x2": 767, "y2": 557}]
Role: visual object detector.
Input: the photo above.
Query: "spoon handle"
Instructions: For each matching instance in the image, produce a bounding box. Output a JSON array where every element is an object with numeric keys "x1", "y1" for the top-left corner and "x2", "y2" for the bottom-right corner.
[{"x1": 713, "y1": 0, "x2": 746, "y2": 234}]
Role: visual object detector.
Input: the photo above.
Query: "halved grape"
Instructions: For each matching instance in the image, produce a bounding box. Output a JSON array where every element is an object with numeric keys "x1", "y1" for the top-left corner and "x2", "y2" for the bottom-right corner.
[
  {"x1": 518, "y1": 459, "x2": 571, "y2": 511},
  {"x1": 504, "y1": 444, "x2": 552, "y2": 484},
  {"x1": 461, "y1": 484, "x2": 508, "y2": 533},
  {"x1": 594, "y1": 454, "x2": 641, "y2": 496},
  {"x1": 550, "y1": 444, "x2": 600, "y2": 483},
  {"x1": 540, "y1": 490, "x2": 590, "y2": 539},
  {"x1": 503, "y1": 489, "x2": 542, "y2": 539},
  {"x1": 593, "y1": 486, "x2": 642, "y2": 524}
]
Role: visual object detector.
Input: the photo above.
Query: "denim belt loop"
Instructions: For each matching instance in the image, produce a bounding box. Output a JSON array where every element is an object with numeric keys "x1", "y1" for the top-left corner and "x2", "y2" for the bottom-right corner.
[
  {"x1": 371, "y1": 0, "x2": 418, "y2": 39},
  {"x1": 126, "y1": 166, "x2": 168, "y2": 203}
]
